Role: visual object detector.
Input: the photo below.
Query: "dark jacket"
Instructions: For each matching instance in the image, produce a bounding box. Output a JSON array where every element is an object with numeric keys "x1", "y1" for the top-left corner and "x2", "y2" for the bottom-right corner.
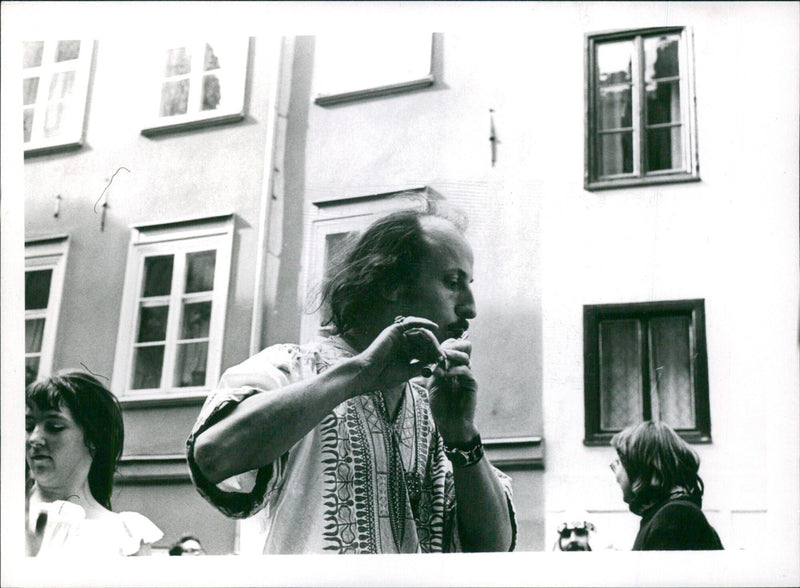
[{"x1": 633, "y1": 495, "x2": 723, "y2": 551}]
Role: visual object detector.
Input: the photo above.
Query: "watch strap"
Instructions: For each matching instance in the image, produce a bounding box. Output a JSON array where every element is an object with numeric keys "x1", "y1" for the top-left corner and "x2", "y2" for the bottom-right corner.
[{"x1": 443, "y1": 434, "x2": 484, "y2": 468}]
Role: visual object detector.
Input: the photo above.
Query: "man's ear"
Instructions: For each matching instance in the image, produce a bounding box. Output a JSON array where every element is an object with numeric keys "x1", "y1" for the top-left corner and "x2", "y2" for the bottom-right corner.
[{"x1": 380, "y1": 280, "x2": 405, "y2": 303}]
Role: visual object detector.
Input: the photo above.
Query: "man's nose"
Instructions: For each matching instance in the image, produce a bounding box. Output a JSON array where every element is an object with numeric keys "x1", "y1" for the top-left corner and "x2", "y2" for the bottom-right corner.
[{"x1": 457, "y1": 286, "x2": 477, "y2": 319}]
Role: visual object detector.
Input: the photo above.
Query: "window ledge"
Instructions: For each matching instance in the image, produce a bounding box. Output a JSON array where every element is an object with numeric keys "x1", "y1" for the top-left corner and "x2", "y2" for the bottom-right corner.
[
  {"x1": 314, "y1": 74, "x2": 435, "y2": 107},
  {"x1": 141, "y1": 112, "x2": 245, "y2": 138},
  {"x1": 24, "y1": 141, "x2": 83, "y2": 159},
  {"x1": 484, "y1": 436, "x2": 545, "y2": 469},
  {"x1": 585, "y1": 173, "x2": 700, "y2": 192},
  {"x1": 584, "y1": 432, "x2": 712, "y2": 446},
  {"x1": 119, "y1": 391, "x2": 209, "y2": 409}
]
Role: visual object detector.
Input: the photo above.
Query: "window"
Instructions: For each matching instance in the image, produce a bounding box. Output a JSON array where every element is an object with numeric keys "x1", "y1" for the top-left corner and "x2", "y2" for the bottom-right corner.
[
  {"x1": 313, "y1": 33, "x2": 435, "y2": 106},
  {"x1": 300, "y1": 187, "x2": 439, "y2": 342},
  {"x1": 112, "y1": 215, "x2": 234, "y2": 398},
  {"x1": 583, "y1": 299, "x2": 710, "y2": 445},
  {"x1": 25, "y1": 237, "x2": 69, "y2": 386},
  {"x1": 585, "y1": 27, "x2": 699, "y2": 190},
  {"x1": 141, "y1": 39, "x2": 250, "y2": 137},
  {"x1": 22, "y1": 40, "x2": 93, "y2": 156}
]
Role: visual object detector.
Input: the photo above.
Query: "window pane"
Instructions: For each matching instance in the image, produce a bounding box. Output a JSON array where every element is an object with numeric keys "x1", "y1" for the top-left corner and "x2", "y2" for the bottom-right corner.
[
  {"x1": 598, "y1": 86, "x2": 632, "y2": 130},
  {"x1": 132, "y1": 345, "x2": 164, "y2": 389},
  {"x1": 160, "y1": 79, "x2": 190, "y2": 117},
  {"x1": 174, "y1": 342, "x2": 208, "y2": 387},
  {"x1": 23, "y1": 41, "x2": 44, "y2": 69},
  {"x1": 55, "y1": 40, "x2": 81, "y2": 62},
  {"x1": 26, "y1": 357, "x2": 41, "y2": 387},
  {"x1": 23, "y1": 77, "x2": 39, "y2": 106},
  {"x1": 25, "y1": 269, "x2": 53, "y2": 310},
  {"x1": 597, "y1": 40, "x2": 633, "y2": 86},
  {"x1": 599, "y1": 132, "x2": 633, "y2": 176},
  {"x1": 599, "y1": 319, "x2": 643, "y2": 430},
  {"x1": 142, "y1": 255, "x2": 174, "y2": 297},
  {"x1": 647, "y1": 127, "x2": 683, "y2": 171},
  {"x1": 44, "y1": 102, "x2": 69, "y2": 138},
  {"x1": 164, "y1": 46, "x2": 192, "y2": 76},
  {"x1": 185, "y1": 251, "x2": 216, "y2": 293},
  {"x1": 181, "y1": 301, "x2": 211, "y2": 339},
  {"x1": 204, "y1": 43, "x2": 220, "y2": 71},
  {"x1": 646, "y1": 81, "x2": 681, "y2": 126},
  {"x1": 644, "y1": 35, "x2": 680, "y2": 81},
  {"x1": 137, "y1": 305, "x2": 169, "y2": 343},
  {"x1": 649, "y1": 316, "x2": 695, "y2": 428},
  {"x1": 23, "y1": 109, "x2": 34, "y2": 142},
  {"x1": 49, "y1": 70, "x2": 76, "y2": 100},
  {"x1": 202, "y1": 74, "x2": 221, "y2": 111},
  {"x1": 26, "y1": 318, "x2": 45, "y2": 354}
]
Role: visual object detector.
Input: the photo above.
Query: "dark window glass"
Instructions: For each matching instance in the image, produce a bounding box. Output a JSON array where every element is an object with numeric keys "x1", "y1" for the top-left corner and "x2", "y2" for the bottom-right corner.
[
  {"x1": 137, "y1": 305, "x2": 169, "y2": 343},
  {"x1": 142, "y1": 255, "x2": 173, "y2": 297},
  {"x1": 132, "y1": 345, "x2": 165, "y2": 389},
  {"x1": 25, "y1": 269, "x2": 53, "y2": 310}
]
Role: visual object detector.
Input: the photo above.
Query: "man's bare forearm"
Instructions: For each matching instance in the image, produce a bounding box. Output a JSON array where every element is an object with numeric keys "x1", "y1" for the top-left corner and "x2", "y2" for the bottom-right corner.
[
  {"x1": 193, "y1": 358, "x2": 363, "y2": 484},
  {"x1": 453, "y1": 458, "x2": 514, "y2": 552}
]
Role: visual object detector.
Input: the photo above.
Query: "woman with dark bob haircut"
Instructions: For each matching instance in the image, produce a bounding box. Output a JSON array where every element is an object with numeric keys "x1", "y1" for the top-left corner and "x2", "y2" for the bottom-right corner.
[
  {"x1": 610, "y1": 421, "x2": 723, "y2": 550},
  {"x1": 26, "y1": 369, "x2": 162, "y2": 556}
]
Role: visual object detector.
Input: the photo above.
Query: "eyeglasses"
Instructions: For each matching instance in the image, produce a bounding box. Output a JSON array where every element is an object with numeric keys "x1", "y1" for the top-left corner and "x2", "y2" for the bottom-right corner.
[
  {"x1": 557, "y1": 521, "x2": 595, "y2": 534},
  {"x1": 609, "y1": 456, "x2": 622, "y2": 473}
]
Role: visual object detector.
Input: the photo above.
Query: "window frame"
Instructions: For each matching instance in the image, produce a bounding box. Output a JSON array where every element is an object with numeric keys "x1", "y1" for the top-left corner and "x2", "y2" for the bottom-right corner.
[
  {"x1": 584, "y1": 27, "x2": 700, "y2": 191},
  {"x1": 25, "y1": 236, "x2": 70, "y2": 384},
  {"x1": 23, "y1": 40, "x2": 94, "y2": 157},
  {"x1": 140, "y1": 38, "x2": 250, "y2": 137},
  {"x1": 583, "y1": 299, "x2": 711, "y2": 446},
  {"x1": 112, "y1": 214, "x2": 234, "y2": 402}
]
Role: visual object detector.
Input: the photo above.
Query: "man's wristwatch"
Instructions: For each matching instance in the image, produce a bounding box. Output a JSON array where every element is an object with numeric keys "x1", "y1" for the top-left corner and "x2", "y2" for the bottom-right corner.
[{"x1": 443, "y1": 434, "x2": 484, "y2": 468}]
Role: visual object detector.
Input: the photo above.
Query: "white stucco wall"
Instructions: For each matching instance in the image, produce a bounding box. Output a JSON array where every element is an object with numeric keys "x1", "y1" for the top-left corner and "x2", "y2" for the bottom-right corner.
[{"x1": 538, "y1": 2, "x2": 800, "y2": 553}]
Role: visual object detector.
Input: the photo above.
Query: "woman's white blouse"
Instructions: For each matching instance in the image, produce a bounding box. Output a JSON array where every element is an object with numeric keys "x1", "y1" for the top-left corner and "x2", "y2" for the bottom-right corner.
[{"x1": 29, "y1": 500, "x2": 163, "y2": 556}]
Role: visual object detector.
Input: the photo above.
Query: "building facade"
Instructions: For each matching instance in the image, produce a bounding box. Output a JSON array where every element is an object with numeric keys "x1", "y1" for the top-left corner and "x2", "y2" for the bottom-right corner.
[{"x1": 16, "y1": 2, "x2": 799, "y2": 558}]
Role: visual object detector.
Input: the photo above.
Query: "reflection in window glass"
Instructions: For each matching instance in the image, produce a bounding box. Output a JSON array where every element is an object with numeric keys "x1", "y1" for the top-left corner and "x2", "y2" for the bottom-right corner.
[
  {"x1": 25, "y1": 269, "x2": 53, "y2": 310},
  {"x1": 132, "y1": 345, "x2": 165, "y2": 389},
  {"x1": 26, "y1": 357, "x2": 41, "y2": 387},
  {"x1": 180, "y1": 301, "x2": 212, "y2": 339},
  {"x1": 55, "y1": 40, "x2": 81, "y2": 62},
  {"x1": 599, "y1": 319, "x2": 643, "y2": 430},
  {"x1": 23, "y1": 41, "x2": 44, "y2": 69},
  {"x1": 23, "y1": 78, "x2": 39, "y2": 106},
  {"x1": 160, "y1": 79, "x2": 190, "y2": 117},
  {"x1": 597, "y1": 40, "x2": 632, "y2": 86},
  {"x1": 49, "y1": 71, "x2": 76, "y2": 100},
  {"x1": 202, "y1": 75, "x2": 221, "y2": 111},
  {"x1": 137, "y1": 305, "x2": 169, "y2": 343},
  {"x1": 647, "y1": 127, "x2": 683, "y2": 171},
  {"x1": 600, "y1": 133, "x2": 633, "y2": 175},
  {"x1": 44, "y1": 102, "x2": 69, "y2": 137},
  {"x1": 174, "y1": 342, "x2": 208, "y2": 387},
  {"x1": 143, "y1": 255, "x2": 174, "y2": 297},
  {"x1": 204, "y1": 43, "x2": 220, "y2": 71},
  {"x1": 185, "y1": 251, "x2": 216, "y2": 293},
  {"x1": 598, "y1": 86, "x2": 632, "y2": 131},
  {"x1": 165, "y1": 46, "x2": 192, "y2": 76},
  {"x1": 26, "y1": 318, "x2": 45, "y2": 354},
  {"x1": 23, "y1": 110, "x2": 35, "y2": 142},
  {"x1": 644, "y1": 35, "x2": 680, "y2": 81},
  {"x1": 650, "y1": 316, "x2": 695, "y2": 428}
]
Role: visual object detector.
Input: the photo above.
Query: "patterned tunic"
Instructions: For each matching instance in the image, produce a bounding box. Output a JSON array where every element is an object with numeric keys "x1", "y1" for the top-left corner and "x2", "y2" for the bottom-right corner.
[{"x1": 186, "y1": 336, "x2": 516, "y2": 554}]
